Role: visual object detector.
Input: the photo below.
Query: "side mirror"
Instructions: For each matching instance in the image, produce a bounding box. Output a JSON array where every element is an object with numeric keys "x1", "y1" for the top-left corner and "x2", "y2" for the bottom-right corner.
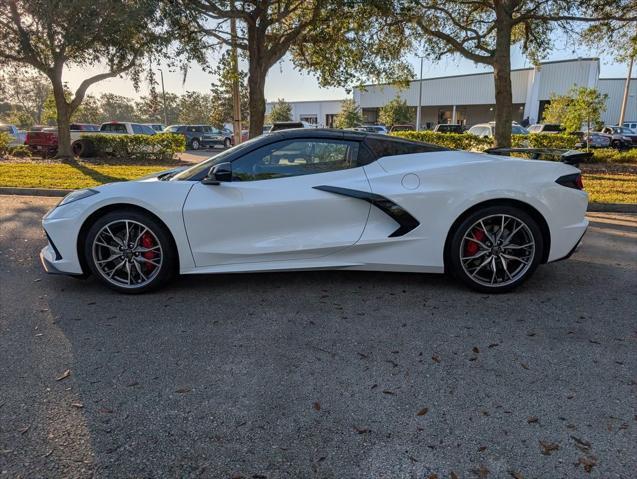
[{"x1": 202, "y1": 162, "x2": 232, "y2": 185}]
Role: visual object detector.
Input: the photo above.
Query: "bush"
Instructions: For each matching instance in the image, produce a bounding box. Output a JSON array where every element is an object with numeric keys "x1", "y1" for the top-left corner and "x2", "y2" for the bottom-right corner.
[
  {"x1": 81, "y1": 133, "x2": 186, "y2": 160},
  {"x1": 590, "y1": 148, "x2": 637, "y2": 164},
  {"x1": 392, "y1": 131, "x2": 580, "y2": 152},
  {"x1": 0, "y1": 132, "x2": 12, "y2": 157},
  {"x1": 9, "y1": 145, "x2": 32, "y2": 158}
]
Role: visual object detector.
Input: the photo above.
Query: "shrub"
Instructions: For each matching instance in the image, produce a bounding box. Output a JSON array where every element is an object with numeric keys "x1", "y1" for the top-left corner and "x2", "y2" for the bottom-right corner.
[
  {"x1": 392, "y1": 131, "x2": 579, "y2": 152},
  {"x1": 590, "y1": 148, "x2": 637, "y2": 164},
  {"x1": 81, "y1": 133, "x2": 186, "y2": 160},
  {"x1": 9, "y1": 145, "x2": 33, "y2": 158},
  {"x1": 0, "y1": 132, "x2": 12, "y2": 157}
]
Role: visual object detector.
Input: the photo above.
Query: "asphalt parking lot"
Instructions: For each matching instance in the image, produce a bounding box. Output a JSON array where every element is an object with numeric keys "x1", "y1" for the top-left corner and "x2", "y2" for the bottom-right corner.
[{"x1": 1, "y1": 195, "x2": 635, "y2": 479}]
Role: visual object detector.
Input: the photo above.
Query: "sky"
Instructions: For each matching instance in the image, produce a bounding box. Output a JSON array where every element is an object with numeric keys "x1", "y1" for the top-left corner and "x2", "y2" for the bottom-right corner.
[{"x1": 64, "y1": 41, "x2": 633, "y2": 103}]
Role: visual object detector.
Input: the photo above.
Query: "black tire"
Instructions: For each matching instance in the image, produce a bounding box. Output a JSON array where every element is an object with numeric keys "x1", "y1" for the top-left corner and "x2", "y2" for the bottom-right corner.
[
  {"x1": 224, "y1": 137, "x2": 231, "y2": 148},
  {"x1": 611, "y1": 140, "x2": 622, "y2": 150},
  {"x1": 84, "y1": 209, "x2": 177, "y2": 294},
  {"x1": 72, "y1": 139, "x2": 95, "y2": 158},
  {"x1": 190, "y1": 138, "x2": 200, "y2": 150},
  {"x1": 448, "y1": 205, "x2": 544, "y2": 293}
]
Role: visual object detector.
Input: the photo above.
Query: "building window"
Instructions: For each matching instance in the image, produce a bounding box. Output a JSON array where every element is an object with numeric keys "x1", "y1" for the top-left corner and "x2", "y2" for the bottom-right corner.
[
  {"x1": 325, "y1": 114, "x2": 337, "y2": 128},
  {"x1": 299, "y1": 115, "x2": 317, "y2": 125}
]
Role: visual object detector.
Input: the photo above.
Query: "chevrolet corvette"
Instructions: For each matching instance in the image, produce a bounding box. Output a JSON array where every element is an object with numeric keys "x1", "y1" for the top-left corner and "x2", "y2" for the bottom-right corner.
[{"x1": 40, "y1": 129, "x2": 588, "y2": 293}]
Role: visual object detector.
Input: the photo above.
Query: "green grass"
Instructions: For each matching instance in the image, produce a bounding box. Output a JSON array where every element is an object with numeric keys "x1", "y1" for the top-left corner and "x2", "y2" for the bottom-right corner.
[
  {"x1": 0, "y1": 162, "x2": 635, "y2": 204},
  {"x1": 583, "y1": 173, "x2": 637, "y2": 204},
  {"x1": 0, "y1": 162, "x2": 173, "y2": 189}
]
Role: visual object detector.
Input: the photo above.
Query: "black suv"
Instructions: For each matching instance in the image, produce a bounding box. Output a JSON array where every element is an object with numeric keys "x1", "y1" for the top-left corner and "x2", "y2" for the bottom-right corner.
[{"x1": 165, "y1": 125, "x2": 234, "y2": 150}]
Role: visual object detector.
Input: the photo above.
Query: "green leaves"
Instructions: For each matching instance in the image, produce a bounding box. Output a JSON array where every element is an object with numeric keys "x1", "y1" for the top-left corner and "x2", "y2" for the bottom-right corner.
[
  {"x1": 268, "y1": 99, "x2": 293, "y2": 123},
  {"x1": 334, "y1": 99, "x2": 362, "y2": 129},
  {"x1": 378, "y1": 97, "x2": 415, "y2": 127},
  {"x1": 543, "y1": 87, "x2": 608, "y2": 133},
  {"x1": 83, "y1": 133, "x2": 186, "y2": 161}
]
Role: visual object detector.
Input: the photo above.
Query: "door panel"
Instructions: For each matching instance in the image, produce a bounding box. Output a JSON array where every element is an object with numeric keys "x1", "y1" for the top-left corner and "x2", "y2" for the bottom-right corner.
[{"x1": 183, "y1": 168, "x2": 371, "y2": 266}]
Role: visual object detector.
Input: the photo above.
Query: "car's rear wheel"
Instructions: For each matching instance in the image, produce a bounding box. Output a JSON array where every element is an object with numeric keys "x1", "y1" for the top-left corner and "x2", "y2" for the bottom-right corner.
[
  {"x1": 72, "y1": 139, "x2": 94, "y2": 158},
  {"x1": 190, "y1": 138, "x2": 200, "y2": 150},
  {"x1": 84, "y1": 210, "x2": 177, "y2": 293},
  {"x1": 224, "y1": 137, "x2": 231, "y2": 148},
  {"x1": 449, "y1": 206, "x2": 543, "y2": 293}
]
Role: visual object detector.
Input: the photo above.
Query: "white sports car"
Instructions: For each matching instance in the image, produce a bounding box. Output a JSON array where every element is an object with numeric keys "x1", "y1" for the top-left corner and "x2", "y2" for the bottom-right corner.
[{"x1": 40, "y1": 129, "x2": 588, "y2": 294}]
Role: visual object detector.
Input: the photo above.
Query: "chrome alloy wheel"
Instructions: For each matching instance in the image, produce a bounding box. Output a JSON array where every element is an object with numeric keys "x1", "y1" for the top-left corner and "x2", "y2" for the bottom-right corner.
[
  {"x1": 459, "y1": 214, "x2": 535, "y2": 288},
  {"x1": 91, "y1": 219, "x2": 163, "y2": 288}
]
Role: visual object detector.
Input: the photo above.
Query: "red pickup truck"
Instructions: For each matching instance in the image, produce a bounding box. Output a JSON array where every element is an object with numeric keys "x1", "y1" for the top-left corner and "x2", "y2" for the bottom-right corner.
[{"x1": 26, "y1": 123, "x2": 99, "y2": 157}]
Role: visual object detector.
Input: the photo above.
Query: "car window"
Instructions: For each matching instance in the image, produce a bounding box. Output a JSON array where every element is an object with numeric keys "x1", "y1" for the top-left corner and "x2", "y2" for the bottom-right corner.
[
  {"x1": 231, "y1": 140, "x2": 360, "y2": 181},
  {"x1": 528, "y1": 125, "x2": 540, "y2": 133},
  {"x1": 187, "y1": 126, "x2": 197, "y2": 133},
  {"x1": 101, "y1": 124, "x2": 127, "y2": 133},
  {"x1": 365, "y1": 137, "x2": 446, "y2": 158},
  {"x1": 139, "y1": 125, "x2": 156, "y2": 135},
  {"x1": 512, "y1": 125, "x2": 529, "y2": 134},
  {"x1": 132, "y1": 124, "x2": 144, "y2": 134},
  {"x1": 543, "y1": 124, "x2": 561, "y2": 132}
]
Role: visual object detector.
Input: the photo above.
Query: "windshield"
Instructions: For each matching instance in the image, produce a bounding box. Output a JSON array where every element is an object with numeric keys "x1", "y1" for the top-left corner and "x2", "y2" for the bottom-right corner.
[
  {"x1": 171, "y1": 136, "x2": 264, "y2": 181},
  {"x1": 616, "y1": 127, "x2": 634, "y2": 134}
]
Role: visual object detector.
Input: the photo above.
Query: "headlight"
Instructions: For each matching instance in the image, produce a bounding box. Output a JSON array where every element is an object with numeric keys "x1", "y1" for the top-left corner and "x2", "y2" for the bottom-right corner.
[{"x1": 57, "y1": 188, "x2": 99, "y2": 207}]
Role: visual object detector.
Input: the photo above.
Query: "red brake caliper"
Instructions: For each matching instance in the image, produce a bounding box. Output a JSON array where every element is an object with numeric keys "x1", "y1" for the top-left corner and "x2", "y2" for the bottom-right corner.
[
  {"x1": 465, "y1": 228, "x2": 486, "y2": 256},
  {"x1": 141, "y1": 232, "x2": 156, "y2": 273}
]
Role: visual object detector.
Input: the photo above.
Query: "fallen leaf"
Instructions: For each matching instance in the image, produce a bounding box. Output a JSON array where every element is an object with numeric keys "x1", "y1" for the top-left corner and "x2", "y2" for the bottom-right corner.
[
  {"x1": 571, "y1": 436, "x2": 591, "y2": 453},
  {"x1": 126, "y1": 381, "x2": 139, "y2": 387},
  {"x1": 471, "y1": 464, "x2": 490, "y2": 478},
  {"x1": 509, "y1": 472, "x2": 525, "y2": 479},
  {"x1": 432, "y1": 354, "x2": 441, "y2": 363},
  {"x1": 71, "y1": 402, "x2": 84, "y2": 408},
  {"x1": 98, "y1": 406, "x2": 113, "y2": 414},
  {"x1": 382, "y1": 389, "x2": 395, "y2": 395},
  {"x1": 487, "y1": 343, "x2": 499, "y2": 348},
  {"x1": 539, "y1": 440, "x2": 559, "y2": 455},
  {"x1": 577, "y1": 455, "x2": 597, "y2": 473},
  {"x1": 520, "y1": 363, "x2": 530, "y2": 370},
  {"x1": 478, "y1": 446, "x2": 487, "y2": 452},
  {"x1": 175, "y1": 387, "x2": 191, "y2": 394},
  {"x1": 472, "y1": 347, "x2": 480, "y2": 354},
  {"x1": 353, "y1": 425, "x2": 370, "y2": 434},
  {"x1": 427, "y1": 474, "x2": 438, "y2": 479},
  {"x1": 313, "y1": 401, "x2": 321, "y2": 411},
  {"x1": 55, "y1": 369, "x2": 70, "y2": 381},
  {"x1": 416, "y1": 407, "x2": 429, "y2": 416},
  {"x1": 450, "y1": 472, "x2": 459, "y2": 479},
  {"x1": 527, "y1": 416, "x2": 539, "y2": 424},
  {"x1": 18, "y1": 425, "x2": 30, "y2": 434}
]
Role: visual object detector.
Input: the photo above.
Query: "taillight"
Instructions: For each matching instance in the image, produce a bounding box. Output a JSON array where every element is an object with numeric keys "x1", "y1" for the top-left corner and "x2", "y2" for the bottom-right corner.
[{"x1": 556, "y1": 173, "x2": 584, "y2": 190}]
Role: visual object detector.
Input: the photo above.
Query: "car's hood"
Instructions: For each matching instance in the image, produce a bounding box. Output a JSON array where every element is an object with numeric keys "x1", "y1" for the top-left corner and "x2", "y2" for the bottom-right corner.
[{"x1": 136, "y1": 166, "x2": 189, "y2": 182}]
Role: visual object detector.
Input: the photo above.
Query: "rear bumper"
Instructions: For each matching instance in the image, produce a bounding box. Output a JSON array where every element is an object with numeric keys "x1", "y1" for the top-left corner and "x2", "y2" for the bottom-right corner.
[{"x1": 553, "y1": 227, "x2": 587, "y2": 262}]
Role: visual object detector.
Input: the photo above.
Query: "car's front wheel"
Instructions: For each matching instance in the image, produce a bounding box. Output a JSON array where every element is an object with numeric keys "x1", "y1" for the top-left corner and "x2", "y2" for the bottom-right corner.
[
  {"x1": 84, "y1": 210, "x2": 177, "y2": 293},
  {"x1": 190, "y1": 138, "x2": 200, "y2": 150},
  {"x1": 449, "y1": 206, "x2": 543, "y2": 293}
]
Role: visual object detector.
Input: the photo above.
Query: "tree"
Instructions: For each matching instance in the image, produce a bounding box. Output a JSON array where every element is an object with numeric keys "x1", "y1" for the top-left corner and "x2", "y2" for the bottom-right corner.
[
  {"x1": 378, "y1": 96, "x2": 415, "y2": 127},
  {"x1": 334, "y1": 99, "x2": 362, "y2": 129},
  {"x1": 173, "y1": 0, "x2": 412, "y2": 138},
  {"x1": 268, "y1": 98, "x2": 293, "y2": 123},
  {"x1": 209, "y1": 52, "x2": 249, "y2": 129},
  {"x1": 99, "y1": 94, "x2": 136, "y2": 122},
  {"x1": 0, "y1": 68, "x2": 51, "y2": 126},
  {"x1": 177, "y1": 91, "x2": 213, "y2": 124},
  {"x1": 136, "y1": 92, "x2": 180, "y2": 125},
  {"x1": 399, "y1": 0, "x2": 637, "y2": 147},
  {"x1": 0, "y1": 0, "x2": 169, "y2": 157},
  {"x1": 543, "y1": 87, "x2": 607, "y2": 133}
]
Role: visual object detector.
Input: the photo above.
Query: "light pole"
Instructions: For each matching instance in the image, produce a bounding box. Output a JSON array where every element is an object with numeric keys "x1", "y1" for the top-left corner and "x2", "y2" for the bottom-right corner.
[
  {"x1": 158, "y1": 68, "x2": 168, "y2": 127},
  {"x1": 416, "y1": 56, "x2": 424, "y2": 131},
  {"x1": 230, "y1": 15, "x2": 242, "y2": 145},
  {"x1": 618, "y1": 53, "x2": 634, "y2": 125}
]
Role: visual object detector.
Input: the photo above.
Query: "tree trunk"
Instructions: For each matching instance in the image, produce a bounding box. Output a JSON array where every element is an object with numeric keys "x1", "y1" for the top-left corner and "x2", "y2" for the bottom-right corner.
[
  {"x1": 51, "y1": 80, "x2": 73, "y2": 158},
  {"x1": 492, "y1": 21, "x2": 513, "y2": 148},
  {"x1": 247, "y1": 63, "x2": 267, "y2": 139}
]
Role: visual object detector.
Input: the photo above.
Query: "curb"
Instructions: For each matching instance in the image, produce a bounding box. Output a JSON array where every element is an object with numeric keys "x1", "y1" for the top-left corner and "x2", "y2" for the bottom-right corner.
[
  {"x1": 1, "y1": 187, "x2": 636, "y2": 213},
  {"x1": 0, "y1": 187, "x2": 71, "y2": 197},
  {"x1": 587, "y1": 202, "x2": 637, "y2": 213}
]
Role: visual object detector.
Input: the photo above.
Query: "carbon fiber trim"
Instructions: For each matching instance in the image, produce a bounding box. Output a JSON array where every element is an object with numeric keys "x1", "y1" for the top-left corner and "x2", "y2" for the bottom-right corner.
[{"x1": 313, "y1": 185, "x2": 420, "y2": 237}]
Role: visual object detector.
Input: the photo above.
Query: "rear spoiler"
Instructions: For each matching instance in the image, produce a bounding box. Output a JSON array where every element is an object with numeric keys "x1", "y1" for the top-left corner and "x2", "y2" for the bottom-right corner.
[{"x1": 484, "y1": 148, "x2": 593, "y2": 166}]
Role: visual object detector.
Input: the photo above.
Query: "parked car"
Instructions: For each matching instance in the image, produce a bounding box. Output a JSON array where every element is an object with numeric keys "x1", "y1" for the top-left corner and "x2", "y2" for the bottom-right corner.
[
  {"x1": 572, "y1": 131, "x2": 611, "y2": 149},
  {"x1": 144, "y1": 123, "x2": 165, "y2": 133},
  {"x1": 269, "y1": 121, "x2": 315, "y2": 132},
  {"x1": 433, "y1": 124, "x2": 464, "y2": 134},
  {"x1": 355, "y1": 125, "x2": 389, "y2": 134},
  {"x1": 0, "y1": 124, "x2": 27, "y2": 146},
  {"x1": 467, "y1": 122, "x2": 529, "y2": 137},
  {"x1": 622, "y1": 121, "x2": 637, "y2": 130},
  {"x1": 527, "y1": 123, "x2": 563, "y2": 134},
  {"x1": 165, "y1": 125, "x2": 233, "y2": 150},
  {"x1": 241, "y1": 125, "x2": 272, "y2": 142},
  {"x1": 26, "y1": 122, "x2": 156, "y2": 157},
  {"x1": 388, "y1": 124, "x2": 415, "y2": 133},
  {"x1": 599, "y1": 126, "x2": 637, "y2": 148},
  {"x1": 40, "y1": 128, "x2": 589, "y2": 294}
]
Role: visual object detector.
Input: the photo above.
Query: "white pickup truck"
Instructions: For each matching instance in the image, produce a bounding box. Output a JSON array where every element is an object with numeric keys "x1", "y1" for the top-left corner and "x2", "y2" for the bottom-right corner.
[{"x1": 0, "y1": 124, "x2": 27, "y2": 146}]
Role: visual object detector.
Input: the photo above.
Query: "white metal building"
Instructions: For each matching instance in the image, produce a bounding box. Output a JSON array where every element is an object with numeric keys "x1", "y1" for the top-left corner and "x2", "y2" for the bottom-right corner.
[{"x1": 266, "y1": 58, "x2": 635, "y2": 129}]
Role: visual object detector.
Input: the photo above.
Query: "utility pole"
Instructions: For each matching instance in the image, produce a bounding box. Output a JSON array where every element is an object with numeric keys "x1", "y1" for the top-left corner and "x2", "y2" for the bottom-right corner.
[
  {"x1": 416, "y1": 57, "x2": 424, "y2": 131},
  {"x1": 230, "y1": 13, "x2": 242, "y2": 145},
  {"x1": 158, "y1": 68, "x2": 168, "y2": 126},
  {"x1": 618, "y1": 53, "x2": 634, "y2": 125}
]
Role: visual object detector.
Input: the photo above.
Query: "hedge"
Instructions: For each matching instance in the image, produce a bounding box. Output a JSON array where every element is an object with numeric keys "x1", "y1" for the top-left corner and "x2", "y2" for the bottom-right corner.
[
  {"x1": 391, "y1": 131, "x2": 579, "y2": 151},
  {"x1": 0, "y1": 132, "x2": 12, "y2": 157},
  {"x1": 80, "y1": 133, "x2": 186, "y2": 160}
]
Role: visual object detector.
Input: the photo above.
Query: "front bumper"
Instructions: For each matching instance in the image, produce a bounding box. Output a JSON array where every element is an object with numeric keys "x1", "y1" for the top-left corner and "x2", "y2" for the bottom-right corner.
[{"x1": 40, "y1": 245, "x2": 84, "y2": 276}]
